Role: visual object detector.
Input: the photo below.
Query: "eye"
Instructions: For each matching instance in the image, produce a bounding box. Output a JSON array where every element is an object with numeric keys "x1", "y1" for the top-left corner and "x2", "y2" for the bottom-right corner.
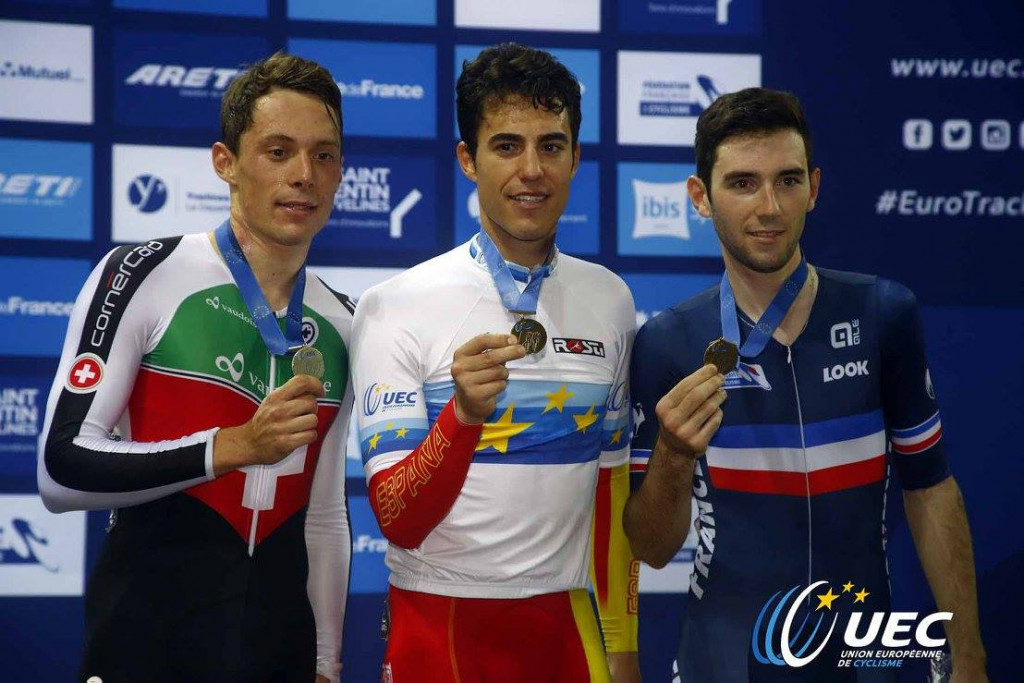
[
  {"x1": 732, "y1": 178, "x2": 750, "y2": 190},
  {"x1": 780, "y1": 176, "x2": 801, "y2": 187},
  {"x1": 542, "y1": 143, "x2": 564, "y2": 153},
  {"x1": 315, "y1": 151, "x2": 336, "y2": 161},
  {"x1": 268, "y1": 148, "x2": 286, "y2": 159}
]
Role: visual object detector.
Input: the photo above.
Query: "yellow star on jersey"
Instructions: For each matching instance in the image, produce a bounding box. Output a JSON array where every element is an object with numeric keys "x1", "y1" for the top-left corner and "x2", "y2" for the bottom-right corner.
[
  {"x1": 573, "y1": 404, "x2": 600, "y2": 434},
  {"x1": 610, "y1": 429, "x2": 624, "y2": 445},
  {"x1": 853, "y1": 588, "x2": 870, "y2": 604},
  {"x1": 543, "y1": 384, "x2": 575, "y2": 414},
  {"x1": 842, "y1": 581, "x2": 854, "y2": 593},
  {"x1": 394, "y1": 427, "x2": 408, "y2": 439},
  {"x1": 816, "y1": 587, "x2": 840, "y2": 611},
  {"x1": 477, "y1": 404, "x2": 532, "y2": 454},
  {"x1": 368, "y1": 432, "x2": 383, "y2": 452}
]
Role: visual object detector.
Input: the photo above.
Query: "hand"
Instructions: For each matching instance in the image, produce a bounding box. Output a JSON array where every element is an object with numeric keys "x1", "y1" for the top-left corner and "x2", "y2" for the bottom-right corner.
[
  {"x1": 450, "y1": 333, "x2": 525, "y2": 424},
  {"x1": 608, "y1": 651, "x2": 641, "y2": 683},
  {"x1": 213, "y1": 374, "x2": 325, "y2": 474},
  {"x1": 655, "y1": 364, "x2": 726, "y2": 459}
]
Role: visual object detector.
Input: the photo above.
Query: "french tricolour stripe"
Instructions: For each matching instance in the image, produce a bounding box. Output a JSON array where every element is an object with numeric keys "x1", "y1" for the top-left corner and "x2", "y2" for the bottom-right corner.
[
  {"x1": 706, "y1": 410, "x2": 886, "y2": 496},
  {"x1": 889, "y1": 411, "x2": 942, "y2": 455},
  {"x1": 629, "y1": 449, "x2": 651, "y2": 474}
]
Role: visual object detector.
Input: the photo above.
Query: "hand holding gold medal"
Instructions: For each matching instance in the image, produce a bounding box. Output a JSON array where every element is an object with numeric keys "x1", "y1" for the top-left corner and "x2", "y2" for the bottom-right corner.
[{"x1": 703, "y1": 337, "x2": 738, "y2": 375}]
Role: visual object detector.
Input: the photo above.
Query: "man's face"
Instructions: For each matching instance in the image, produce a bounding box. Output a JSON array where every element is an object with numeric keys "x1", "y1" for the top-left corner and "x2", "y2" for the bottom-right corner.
[
  {"x1": 688, "y1": 129, "x2": 820, "y2": 274},
  {"x1": 214, "y1": 88, "x2": 342, "y2": 248},
  {"x1": 457, "y1": 95, "x2": 579, "y2": 251}
]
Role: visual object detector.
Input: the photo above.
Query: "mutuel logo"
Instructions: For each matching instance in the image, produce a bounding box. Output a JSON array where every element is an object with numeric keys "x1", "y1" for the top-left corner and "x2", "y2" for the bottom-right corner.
[
  {"x1": 128, "y1": 175, "x2": 168, "y2": 213},
  {"x1": 553, "y1": 338, "x2": 606, "y2": 357},
  {"x1": 363, "y1": 382, "x2": 418, "y2": 416},
  {"x1": 753, "y1": 580, "x2": 950, "y2": 670},
  {"x1": 0, "y1": 59, "x2": 80, "y2": 82}
]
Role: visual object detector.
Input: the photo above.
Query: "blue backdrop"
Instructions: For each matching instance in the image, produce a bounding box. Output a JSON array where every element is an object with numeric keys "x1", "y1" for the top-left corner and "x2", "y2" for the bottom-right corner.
[{"x1": 1, "y1": 0, "x2": 1021, "y2": 680}]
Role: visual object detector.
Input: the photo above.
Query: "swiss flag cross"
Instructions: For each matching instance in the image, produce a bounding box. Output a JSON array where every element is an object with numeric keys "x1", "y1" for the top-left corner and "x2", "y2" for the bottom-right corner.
[{"x1": 67, "y1": 354, "x2": 104, "y2": 393}]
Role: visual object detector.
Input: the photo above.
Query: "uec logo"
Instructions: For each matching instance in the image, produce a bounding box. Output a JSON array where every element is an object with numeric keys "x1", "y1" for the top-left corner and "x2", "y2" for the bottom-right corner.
[
  {"x1": 752, "y1": 581, "x2": 952, "y2": 668},
  {"x1": 363, "y1": 382, "x2": 417, "y2": 416}
]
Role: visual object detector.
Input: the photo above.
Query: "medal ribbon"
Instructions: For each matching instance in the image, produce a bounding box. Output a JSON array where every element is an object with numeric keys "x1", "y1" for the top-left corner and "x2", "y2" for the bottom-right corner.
[
  {"x1": 476, "y1": 230, "x2": 550, "y2": 315},
  {"x1": 720, "y1": 259, "x2": 808, "y2": 358},
  {"x1": 215, "y1": 221, "x2": 305, "y2": 356}
]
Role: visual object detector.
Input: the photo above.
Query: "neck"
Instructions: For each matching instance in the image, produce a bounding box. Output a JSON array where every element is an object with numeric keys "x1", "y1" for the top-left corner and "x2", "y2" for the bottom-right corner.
[
  {"x1": 724, "y1": 249, "x2": 803, "y2": 320},
  {"x1": 482, "y1": 224, "x2": 553, "y2": 270},
  {"x1": 222, "y1": 216, "x2": 308, "y2": 310}
]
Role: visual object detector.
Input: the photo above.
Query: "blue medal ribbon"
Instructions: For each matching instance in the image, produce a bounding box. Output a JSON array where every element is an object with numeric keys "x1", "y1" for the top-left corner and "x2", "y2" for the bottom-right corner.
[
  {"x1": 475, "y1": 230, "x2": 551, "y2": 314},
  {"x1": 720, "y1": 259, "x2": 808, "y2": 359},
  {"x1": 214, "y1": 221, "x2": 305, "y2": 356}
]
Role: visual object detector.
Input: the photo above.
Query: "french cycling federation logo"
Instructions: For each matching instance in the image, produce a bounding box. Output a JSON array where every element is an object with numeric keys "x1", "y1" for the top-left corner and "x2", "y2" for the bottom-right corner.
[
  {"x1": 752, "y1": 580, "x2": 951, "y2": 670},
  {"x1": 723, "y1": 361, "x2": 771, "y2": 391},
  {"x1": 128, "y1": 174, "x2": 168, "y2": 213},
  {"x1": 66, "y1": 354, "x2": 104, "y2": 393}
]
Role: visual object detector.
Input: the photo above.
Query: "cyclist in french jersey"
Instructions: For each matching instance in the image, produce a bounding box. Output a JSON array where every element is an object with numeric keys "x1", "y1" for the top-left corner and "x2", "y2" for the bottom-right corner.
[
  {"x1": 624, "y1": 88, "x2": 986, "y2": 681},
  {"x1": 38, "y1": 54, "x2": 353, "y2": 683}
]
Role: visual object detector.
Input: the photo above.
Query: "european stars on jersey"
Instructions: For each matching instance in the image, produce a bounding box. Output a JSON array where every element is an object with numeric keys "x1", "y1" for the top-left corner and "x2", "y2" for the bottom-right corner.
[{"x1": 352, "y1": 236, "x2": 635, "y2": 599}]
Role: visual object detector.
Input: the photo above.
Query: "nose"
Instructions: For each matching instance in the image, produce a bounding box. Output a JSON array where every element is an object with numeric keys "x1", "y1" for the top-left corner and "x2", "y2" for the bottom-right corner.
[
  {"x1": 290, "y1": 153, "x2": 314, "y2": 188},
  {"x1": 518, "y1": 147, "x2": 542, "y2": 181},
  {"x1": 757, "y1": 184, "x2": 782, "y2": 217}
]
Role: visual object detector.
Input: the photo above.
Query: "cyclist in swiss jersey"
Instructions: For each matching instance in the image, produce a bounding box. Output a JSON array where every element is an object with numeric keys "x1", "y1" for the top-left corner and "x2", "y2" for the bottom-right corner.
[
  {"x1": 623, "y1": 88, "x2": 987, "y2": 681},
  {"x1": 39, "y1": 53, "x2": 354, "y2": 683}
]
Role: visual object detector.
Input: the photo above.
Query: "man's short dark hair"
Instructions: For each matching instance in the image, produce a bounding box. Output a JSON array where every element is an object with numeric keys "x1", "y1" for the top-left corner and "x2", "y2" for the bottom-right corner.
[
  {"x1": 456, "y1": 43, "x2": 582, "y2": 157},
  {"x1": 220, "y1": 52, "x2": 342, "y2": 155},
  {"x1": 695, "y1": 88, "x2": 812, "y2": 193}
]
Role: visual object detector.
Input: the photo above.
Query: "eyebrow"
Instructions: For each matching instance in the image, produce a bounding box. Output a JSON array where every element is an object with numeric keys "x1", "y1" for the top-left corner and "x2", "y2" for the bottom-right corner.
[
  {"x1": 259, "y1": 133, "x2": 340, "y2": 148},
  {"x1": 721, "y1": 167, "x2": 807, "y2": 181},
  {"x1": 486, "y1": 132, "x2": 571, "y2": 145}
]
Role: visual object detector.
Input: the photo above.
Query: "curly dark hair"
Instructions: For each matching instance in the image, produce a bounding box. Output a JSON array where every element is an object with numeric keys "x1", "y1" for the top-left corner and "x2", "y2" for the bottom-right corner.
[
  {"x1": 456, "y1": 43, "x2": 582, "y2": 157},
  {"x1": 220, "y1": 52, "x2": 342, "y2": 155}
]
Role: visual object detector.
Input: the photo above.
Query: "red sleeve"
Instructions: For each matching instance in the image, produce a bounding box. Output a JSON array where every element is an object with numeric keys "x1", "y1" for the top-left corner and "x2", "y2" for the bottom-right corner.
[{"x1": 368, "y1": 398, "x2": 482, "y2": 549}]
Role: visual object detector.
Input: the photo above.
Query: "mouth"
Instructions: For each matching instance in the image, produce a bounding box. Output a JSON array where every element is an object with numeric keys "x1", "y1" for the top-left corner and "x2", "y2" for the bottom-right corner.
[
  {"x1": 277, "y1": 201, "x2": 318, "y2": 216},
  {"x1": 748, "y1": 229, "x2": 785, "y2": 242},
  {"x1": 508, "y1": 192, "x2": 550, "y2": 207}
]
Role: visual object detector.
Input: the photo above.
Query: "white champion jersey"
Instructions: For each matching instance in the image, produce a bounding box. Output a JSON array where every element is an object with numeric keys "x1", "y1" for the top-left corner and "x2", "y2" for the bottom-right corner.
[{"x1": 351, "y1": 236, "x2": 635, "y2": 598}]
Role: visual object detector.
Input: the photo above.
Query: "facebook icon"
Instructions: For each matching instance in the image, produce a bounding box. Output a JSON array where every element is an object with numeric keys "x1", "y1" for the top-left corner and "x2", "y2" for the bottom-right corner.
[{"x1": 903, "y1": 119, "x2": 933, "y2": 150}]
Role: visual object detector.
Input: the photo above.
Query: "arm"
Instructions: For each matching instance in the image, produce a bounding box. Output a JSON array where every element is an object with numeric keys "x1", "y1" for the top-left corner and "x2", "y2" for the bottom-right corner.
[
  {"x1": 877, "y1": 280, "x2": 985, "y2": 679},
  {"x1": 623, "y1": 364, "x2": 724, "y2": 568},
  {"x1": 39, "y1": 242, "x2": 212, "y2": 512},
  {"x1": 904, "y1": 477, "x2": 986, "y2": 680},
  {"x1": 306, "y1": 381, "x2": 354, "y2": 683}
]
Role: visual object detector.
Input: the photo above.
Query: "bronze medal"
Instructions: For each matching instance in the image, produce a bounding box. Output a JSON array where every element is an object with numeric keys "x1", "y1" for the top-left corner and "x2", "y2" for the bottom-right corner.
[
  {"x1": 511, "y1": 317, "x2": 547, "y2": 355},
  {"x1": 703, "y1": 337, "x2": 739, "y2": 375},
  {"x1": 291, "y1": 345, "x2": 325, "y2": 380}
]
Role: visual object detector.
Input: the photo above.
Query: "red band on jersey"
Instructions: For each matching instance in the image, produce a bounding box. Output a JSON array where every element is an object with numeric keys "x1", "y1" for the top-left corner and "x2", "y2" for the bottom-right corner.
[{"x1": 369, "y1": 398, "x2": 482, "y2": 549}]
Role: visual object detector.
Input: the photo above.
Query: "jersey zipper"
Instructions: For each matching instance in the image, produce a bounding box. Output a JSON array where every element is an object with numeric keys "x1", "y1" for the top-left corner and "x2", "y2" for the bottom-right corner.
[
  {"x1": 787, "y1": 345, "x2": 813, "y2": 591},
  {"x1": 246, "y1": 353, "x2": 277, "y2": 557}
]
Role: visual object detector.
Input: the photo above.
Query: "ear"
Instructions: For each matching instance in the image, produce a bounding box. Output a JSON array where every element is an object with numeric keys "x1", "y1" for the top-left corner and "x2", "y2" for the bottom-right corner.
[
  {"x1": 687, "y1": 175, "x2": 712, "y2": 218},
  {"x1": 212, "y1": 142, "x2": 237, "y2": 186},
  {"x1": 456, "y1": 141, "x2": 477, "y2": 183},
  {"x1": 807, "y1": 167, "x2": 821, "y2": 213},
  {"x1": 570, "y1": 142, "x2": 581, "y2": 179}
]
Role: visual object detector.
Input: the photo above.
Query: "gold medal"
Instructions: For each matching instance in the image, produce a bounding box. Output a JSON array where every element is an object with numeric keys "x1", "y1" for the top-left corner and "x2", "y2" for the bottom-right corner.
[
  {"x1": 291, "y1": 345, "x2": 325, "y2": 380},
  {"x1": 703, "y1": 337, "x2": 739, "y2": 375},
  {"x1": 511, "y1": 316, "x2": 547, "y2": 355}
]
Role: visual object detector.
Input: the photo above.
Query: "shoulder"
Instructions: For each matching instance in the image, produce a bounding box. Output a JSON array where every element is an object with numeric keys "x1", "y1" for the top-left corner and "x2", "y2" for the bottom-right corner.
[
  {"x1": 641, "y1": 284, "x2": 719, "y2": 344},
  {"x1": 556, "y1": 254, "x2": 635, "y2": 321},
  {"x1": 818, "y1": 267, "x2": 918, "y2": 316}
]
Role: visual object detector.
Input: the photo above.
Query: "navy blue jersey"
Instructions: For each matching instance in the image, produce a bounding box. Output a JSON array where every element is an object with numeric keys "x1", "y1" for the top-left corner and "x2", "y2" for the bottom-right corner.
[{"x1": 630, "y1": 269, "x2": 949, "y2": 681}]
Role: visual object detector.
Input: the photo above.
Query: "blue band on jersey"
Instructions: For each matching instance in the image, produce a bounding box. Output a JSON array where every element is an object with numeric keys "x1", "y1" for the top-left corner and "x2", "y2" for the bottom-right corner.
[
  {"x1": 215, "y1": 221, "x2": 305, "y2": 355},
  {"x1": 720, "y1": 259, "x2": 808, "y2": 359}
]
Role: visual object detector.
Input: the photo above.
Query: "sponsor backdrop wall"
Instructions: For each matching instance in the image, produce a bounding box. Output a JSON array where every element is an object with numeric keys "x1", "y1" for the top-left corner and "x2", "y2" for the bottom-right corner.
[{"x1": 1, "y1": 0, "x2": 1021, "y2": 679}]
